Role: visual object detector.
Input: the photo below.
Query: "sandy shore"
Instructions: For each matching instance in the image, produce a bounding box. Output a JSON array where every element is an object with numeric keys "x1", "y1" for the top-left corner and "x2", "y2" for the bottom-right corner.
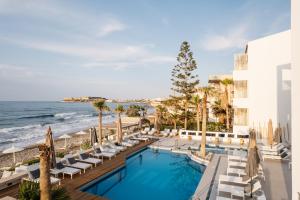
[{"x1": 0, "y1": 122, "x2": 140, "y2": 169}]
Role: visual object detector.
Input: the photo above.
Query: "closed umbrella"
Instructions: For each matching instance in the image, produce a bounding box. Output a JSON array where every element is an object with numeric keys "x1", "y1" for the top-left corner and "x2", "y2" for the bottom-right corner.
[
  {"x1": 244, "y1": 146, "x2": 260, "y2": 197},
  {"x1": 248, "y1": 129, "x2": 256, "y2": 148},
  {"x1": 90, "y1": 127, "x2": 98, "y2": 146},
  {"x1": 3, "y1": 145, "x2": 24, "y2": 164},
  {"x1": 273, "y1": 128, "x2": 281, "y2": 144},
  {"x1": 59, "y1": 134, "x2": 71, "y2": 148},
  {"x1": 45, "y1": 127, "x2": 56, "y2": 169},
  {"x1": 267, "y1": 119, "x2": 273, "y2": 147},
  {"x1": 244, "y1": 130, "x2": 260, "y2": 197}
]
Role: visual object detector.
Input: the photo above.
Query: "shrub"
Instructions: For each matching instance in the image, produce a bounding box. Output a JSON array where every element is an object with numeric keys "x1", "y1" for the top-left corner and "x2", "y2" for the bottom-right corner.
[
  {"x1": 18, "y1": 181, "x2": 70, "y2": 200},
  {"x1": 18, "y1": 181, "x2": 40, "y2": 200},
  {"x1": 23, "y1": 158, "x2": 40, "y2": 166},
  {"x1": 81, "y1": 139, "x2": 91, "y2": 150},
  {"x1": 56, "y1": 152, "x2": 65, "y2": 158},
  {"x1": 126, "y1": 105, "x2": 141, "y2": 117},
  {"x1": 51, "y1": 186, "x2": 71, "y2": 200}
]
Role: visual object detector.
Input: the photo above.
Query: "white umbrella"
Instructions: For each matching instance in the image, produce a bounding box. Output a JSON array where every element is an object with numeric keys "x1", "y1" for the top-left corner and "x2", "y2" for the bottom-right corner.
[
  {"x1": 3, "y1": 145, "x2": 24, "y2": 163},
  {"x1": 76, "y1": 131, "x2": 88, "y2": 135},
  {"x1": 59, "y1": 134, "x2": 71, "y2": 148}
]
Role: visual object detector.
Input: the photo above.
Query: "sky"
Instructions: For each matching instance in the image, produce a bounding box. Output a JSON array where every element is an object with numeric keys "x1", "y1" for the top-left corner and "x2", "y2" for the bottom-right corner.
[{"x1": 0, "y1": 0, "x2": 290, "y2": 101}]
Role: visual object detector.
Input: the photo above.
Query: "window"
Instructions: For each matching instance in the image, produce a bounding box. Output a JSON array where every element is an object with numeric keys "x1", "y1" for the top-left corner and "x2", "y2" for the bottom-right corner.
[
  {"x1": 234, "y1": 80, "x2": 248, "y2": 98},
  {"x1": 234, "y1": 54, "x2": 248, "y2": 70},
  {"x1": 228, "y1": 134, "x2": 235, "y2": 138},
  {"x1": 234, "y1": 108, "x2": 248, "y2": 126},
  {"x1": 181, "y1": 132, "x2": 186, "y2": 135}
]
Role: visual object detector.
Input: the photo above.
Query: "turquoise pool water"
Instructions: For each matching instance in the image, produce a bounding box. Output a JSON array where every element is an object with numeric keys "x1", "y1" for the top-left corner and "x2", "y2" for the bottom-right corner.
[{"x1": 81, "y1": 148, "x2": 205, "y2": 200}]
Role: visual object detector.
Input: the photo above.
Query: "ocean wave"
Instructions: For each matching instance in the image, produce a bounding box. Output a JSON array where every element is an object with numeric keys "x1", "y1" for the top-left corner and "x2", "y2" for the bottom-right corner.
[
  {"x1": 18, "y1": 114, "x2": 54, "y2": 120},
  {"x1": 54, "y1": 112, "x2": 77, "y2": 118},
  {"x1": 0, "y1": 124, "x2": 42, "y2": 133}
]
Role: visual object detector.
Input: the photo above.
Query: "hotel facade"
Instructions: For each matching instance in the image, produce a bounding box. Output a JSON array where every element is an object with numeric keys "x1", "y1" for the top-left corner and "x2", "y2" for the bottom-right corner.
[{"x1": 233, "y1": 31, "x2": 291, "y2": 138}]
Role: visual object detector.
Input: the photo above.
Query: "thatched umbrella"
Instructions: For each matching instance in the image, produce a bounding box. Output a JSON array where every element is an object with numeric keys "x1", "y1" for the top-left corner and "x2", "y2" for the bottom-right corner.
[
  {"x1": 90, "y1": 127, "x2": 98, "y2": 146},
  {"x1": 267, "y1": 119, "x2": 273, "y2": 147},
  {"x1": 273, "y1": 126, "x2": 282, "y2": 144},
  {"x1": 248, "y1": 129, "x2": 257, "y2": 148},
  {"x1": 244, "y1": 146, "x2": 260, "y2": 197},
  {"x1": 45, "y1": 127, "x2": 56, "y2": 169}
]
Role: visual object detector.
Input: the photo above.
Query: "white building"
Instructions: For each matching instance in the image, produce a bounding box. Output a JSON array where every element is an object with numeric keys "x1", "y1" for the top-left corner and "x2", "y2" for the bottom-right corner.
[
  {"x1": 233, "y1": 31, "x2": 291, "y2": 136},
  {"x1": 291, "y1": 0, "x2": 300, "y2": 199}
]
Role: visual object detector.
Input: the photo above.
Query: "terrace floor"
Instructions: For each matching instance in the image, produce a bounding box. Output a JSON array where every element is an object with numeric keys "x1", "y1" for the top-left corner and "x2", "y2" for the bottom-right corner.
[
  {"x1": 262, "y1": 159, "x2": 291, "y2": 200},
  {"x1": 0, "y1": 139, "x2": 155, "y2": 200}
]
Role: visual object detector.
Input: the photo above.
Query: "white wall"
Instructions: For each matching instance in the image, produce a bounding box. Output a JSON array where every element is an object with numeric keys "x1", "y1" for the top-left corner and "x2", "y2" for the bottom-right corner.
[
  {"x1": 247, "y1": 31, "x2": 291, "y2": 129},
  {"x1": 291, "y1": 0, "x2": 300, "y2": 199},
  {"x1": 233, "y1": 31, "x2": 291, "y2": 135}
]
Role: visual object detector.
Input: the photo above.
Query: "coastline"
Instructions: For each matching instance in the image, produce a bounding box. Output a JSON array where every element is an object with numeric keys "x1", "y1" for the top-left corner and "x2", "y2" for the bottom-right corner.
[{"x1": 0, "y1": 121, "x2": 141, "y2": 169}]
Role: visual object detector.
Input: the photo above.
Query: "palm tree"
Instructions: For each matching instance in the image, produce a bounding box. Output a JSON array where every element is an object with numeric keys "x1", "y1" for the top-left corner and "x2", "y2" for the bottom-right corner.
[
  {"x1": 192, "y1": 95, "x2": 201, "y2": 131},
  {"x1": 211, "y1": 100, "x2": 226, "y2": 124},
  {"x1": 39, "y1": 144, "x2": 51, "y2": 200},
  {"x1": 154, "y1": 105, "x2": 167, "y2": 132},
  {"x1": 93, "y1": 99, "x2": 110, "y2": 145},
  {"x1": 115, "y1": 104, "x2": 125, "y2": 144},
  {"x1": 200, "y1": 87, "x2": 215, "y2": 158},
  {"x1": 221, "y1": 78, "x2": 233, "y2": 131},
  {"x1": 168, "y1": 112, "x2": 180, "y2": 130}
]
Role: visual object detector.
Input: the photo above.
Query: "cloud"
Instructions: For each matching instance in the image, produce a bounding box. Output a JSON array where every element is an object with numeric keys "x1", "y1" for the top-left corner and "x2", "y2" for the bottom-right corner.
[
  {"x1": 98, "y1": 19, "x2": 126, "y2": 37},
  {"x1": 0, "y1": 64, "x2": 40, "y2": 79},
  {"x1": 200, "y1": 24, "x2": 248, "y2": 51},
  {"x1": 0, "y1": 36, "x2": 174, "y2": 70}
]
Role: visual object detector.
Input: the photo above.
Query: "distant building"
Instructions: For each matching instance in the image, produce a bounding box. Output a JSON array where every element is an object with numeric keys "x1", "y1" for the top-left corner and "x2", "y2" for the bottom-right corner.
[
  {"x1": 195, "y1": 74, "x2": 233, "y2": 123},
  {"x1": 63, "y1": 96, "x2": 106, "y2": 102},
  {"x1": 233, "y1": 30, "x2": 291, "y2": 135}
]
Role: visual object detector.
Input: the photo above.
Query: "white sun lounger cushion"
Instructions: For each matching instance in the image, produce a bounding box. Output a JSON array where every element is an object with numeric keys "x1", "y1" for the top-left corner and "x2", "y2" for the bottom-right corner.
[{"x1": 218, "y1": 183, "x2": 244, "y2": 198}]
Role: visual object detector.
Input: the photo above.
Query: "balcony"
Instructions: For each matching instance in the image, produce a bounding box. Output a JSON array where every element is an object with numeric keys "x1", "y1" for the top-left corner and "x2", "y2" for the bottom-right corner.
[{"x1": 234, "y1": 53, "x2": 248, "y2": 70}]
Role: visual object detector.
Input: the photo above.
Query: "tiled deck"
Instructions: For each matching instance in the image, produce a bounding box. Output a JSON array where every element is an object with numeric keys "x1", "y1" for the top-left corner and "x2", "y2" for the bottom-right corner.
[
  {"x1": 262, "y1": 159, "x2": 291, "y2": 200},
  {"x1": 0, "y1": 139, "x2": 155, "y2": 200}
]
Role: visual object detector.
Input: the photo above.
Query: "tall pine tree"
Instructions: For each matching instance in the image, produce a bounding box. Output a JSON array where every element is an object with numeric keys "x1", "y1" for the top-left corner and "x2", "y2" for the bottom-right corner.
[{"x1": 171, "y1": 41, "x2": 199, "y2": 129}]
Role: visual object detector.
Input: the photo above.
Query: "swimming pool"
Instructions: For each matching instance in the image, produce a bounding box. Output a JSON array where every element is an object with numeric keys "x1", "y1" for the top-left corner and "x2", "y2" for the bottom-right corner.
[{"x1": 81, "y1": 148, "x2": 205, "y2": 200}]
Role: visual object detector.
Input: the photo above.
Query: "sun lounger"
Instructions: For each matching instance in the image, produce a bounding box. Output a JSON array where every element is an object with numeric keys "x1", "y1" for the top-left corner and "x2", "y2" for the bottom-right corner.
[
  {"x1": 218, "y1": 174, "x2": 248, "y2": 185},
  {"x1": 24, "y1": 168, "x2": 61, "y2": 185},
  {"x1": 228, "y1": 161, "x2": 247, "y2": 169},
  {"x1": 218, "y1": 183, "x2": 244, "y2": 199},
  {"x1": 131, "y1": 135, "x2": 149, "y2": 141},
  {"x1": 148, "y1": 128, "x2": 156, "y2": 135},
  {"x1": 99, "y1": 145, "x2": 120, "y2": 154},
  {"x1": 0, "y1": 171, "x2": 27, "y2": 191},
  {"x1": 107, "y1": 142, "x2": 127, "y2": 151},
  {"x1": 124, "y1": 138, "x2": 139, "y2": 145},
  {"x1": 227, "y1": 168, "x2": 246, "y2": 177},
  {"x1": 228, "y1": 155, "x2": 247, "y2": 162},
  {"x1": 170, "y1": 129, "x2": 178, "y2": 137},
  {"x1": 260, "y1": 143, "x2": 285, "y2": 151},
  {"x1": 216, "y1": 196, "x2": 232, "y2": 200},
  {"x1": 91, "y1": 147, "x2": 116, "y2": 160},
  {"x1": 51, "y1": 162, "x2": 81, "y2": 179},
  {"x1": 141, "y1": 127, "x2": 150, "y2": 134},
  {"x1": 244, "y1": 181, "x2": 262, "y2": 197},
  {"x1": 161, "y1": 129, "x2": 170, "y2": 137},
  {"x1": 121, "y1": 141, "x2": 134, "y2": 147},
  {"x1": 64, "y1": 155, "x2": 92, "y2": 173},
  {"x1": 78, "y1": 153, "x2": 102, "y2": 167}
]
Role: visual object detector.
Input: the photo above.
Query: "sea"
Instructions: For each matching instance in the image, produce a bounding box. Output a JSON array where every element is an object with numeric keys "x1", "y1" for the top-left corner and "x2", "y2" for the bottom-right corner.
[{"x1": 0, "y1": 101, "x2": 148, "y2": 151}]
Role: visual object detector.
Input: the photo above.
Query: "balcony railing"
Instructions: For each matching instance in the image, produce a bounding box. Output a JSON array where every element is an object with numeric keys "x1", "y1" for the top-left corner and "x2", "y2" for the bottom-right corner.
[{"x1": 234, "y1": 53, "x2": 248, "y2": 70}]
